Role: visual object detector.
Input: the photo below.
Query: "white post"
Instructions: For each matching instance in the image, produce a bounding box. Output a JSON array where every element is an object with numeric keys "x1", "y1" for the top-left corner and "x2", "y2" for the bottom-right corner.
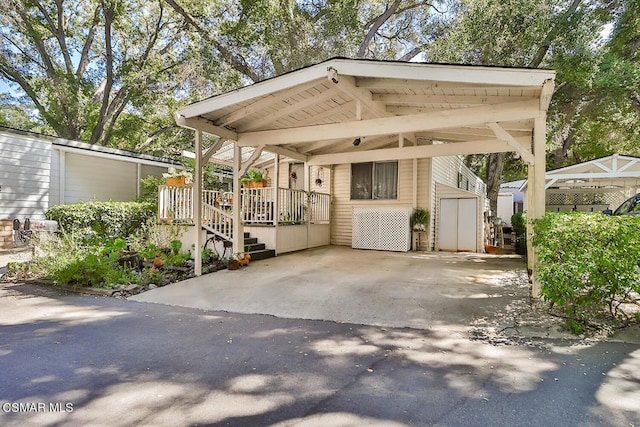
[
  {"x1": 194, "y1": 130, "x2": 203, "y2": 276},
  {"x1": 273, "y1": 154, "x2": 280, "y2": 254},
  {"x1": 136, "y1": 164, "x2": 142, "y2": 199},
  {"x1": 59, "y1": 150, "x2": 66, "y2": 204},
  {"x1": 412, "y1": 158, "x2": 418, "y2": 207},
  {"x1": 530, "y1": 115, "x2": 547, "y2": 297},
  {"x1": 232, "y1": 143, "x2": 244, "y2": 257}
]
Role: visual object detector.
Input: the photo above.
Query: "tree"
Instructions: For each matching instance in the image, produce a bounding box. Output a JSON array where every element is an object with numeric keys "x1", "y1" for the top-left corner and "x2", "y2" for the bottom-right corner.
[
  {"x1": 0, "y1": 0, "x2": 193, "y2": 149},
  {"x1": 553, "y1": 0, "x2": 640, "y2": 165},
  {"x1": 427, "y1": 0, "x2": 614, "y2": 213}
]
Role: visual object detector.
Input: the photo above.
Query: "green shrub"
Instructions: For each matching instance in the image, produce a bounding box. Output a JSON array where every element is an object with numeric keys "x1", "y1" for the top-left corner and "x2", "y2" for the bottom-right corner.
[
  {"x1": 139, "y1": 175, "x2": 165, "y2": 205},
  {"x1": 46, "y1": 201, "x2": 155, "y2": 244},
  {"x1": 412, "y1": 208, "x2": 430, "y2": 229},
  {"x1": 532, "y1": 212, "x2": 640, "y2": 329},
  {"x1": 511, "y1": 212, "x2": 527, "y2": 255}
]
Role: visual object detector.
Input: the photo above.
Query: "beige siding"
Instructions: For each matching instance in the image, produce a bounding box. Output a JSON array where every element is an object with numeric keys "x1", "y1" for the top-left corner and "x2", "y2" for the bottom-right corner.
[
  {"x1": 264, "y1": 161, "x2": 331, "y2": 194},
  {"x1": 64, "y1": 153, "x2": 139, "y2": 203},
  {"x1": 331, "y1": 159, "x2": 431, "y2": 247},
  {"x1": 430, "y1": 156, "x2": 487, "y2": 251}
]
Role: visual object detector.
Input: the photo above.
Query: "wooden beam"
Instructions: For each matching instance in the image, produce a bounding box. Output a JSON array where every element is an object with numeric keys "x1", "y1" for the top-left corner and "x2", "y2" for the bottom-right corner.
[
  {"x1": 238, "y1": 99, "x2": 541, "y2": 147},
  {"x1": 219, "y1": 79, "x2": 329, "y2": 127},
  {"x1": 539, "y1": 78, "x2": 555, "y2": 112},
  {"x1": 291, "y1": 100, "x2": 356, "y2": 127},
  {"x1": 239, "y1": 146, "x2": 265, "y2": 176},
  {"x1": 307, "y1": 139, "x2": 513, "y2": 165},
  {"x1": 373, "y1": 93, "x2": 538, "y2": 105},
  {"x1": 175, "y1": 113, "x2": 238, "y2": 141},
  {"x1": 420, "y1": 127, "x2": 532, "y2": 142},
  {"x1": 328, "y1": 71, "x2": 388, "y2": 118},
  {"x1": 310, "y1": 135, "x2": 398, "y2": 155},
  {"x1": 239, "y1": 86, "x2": 342, "y2": 132},
  {"x1": 202, "y1": 138, "x2": 226, "y2": 163},
  {"x1": 329, "y1": 71, "x2": 417, "y2": 145},
  {"x1": 264, "y1": 145, "x2": 309, "y2": 162},
  {"x1": 487, "y1": 122, "x2": 535, "y2": 164}
]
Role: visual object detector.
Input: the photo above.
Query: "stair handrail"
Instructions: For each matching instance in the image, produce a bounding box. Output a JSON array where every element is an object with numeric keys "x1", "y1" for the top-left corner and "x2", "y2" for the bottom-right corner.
[{"x1": 201, "y1": 202, "x2": 233, "y2": 242}]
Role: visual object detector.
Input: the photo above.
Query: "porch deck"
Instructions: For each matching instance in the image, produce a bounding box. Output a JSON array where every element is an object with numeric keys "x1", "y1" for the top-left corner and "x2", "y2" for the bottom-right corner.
[{"x1": 158, "y1": 185, "x2": 331, "y2": 253}]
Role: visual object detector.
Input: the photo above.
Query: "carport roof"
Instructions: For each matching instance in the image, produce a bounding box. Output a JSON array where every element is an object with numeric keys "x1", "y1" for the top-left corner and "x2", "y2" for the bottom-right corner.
[
  {"x1": 520, "y1": 154, "x2": 640, "y2": 190},
  {"x1": 175, "y1": 58, "x2": 555, "y2": 166}
]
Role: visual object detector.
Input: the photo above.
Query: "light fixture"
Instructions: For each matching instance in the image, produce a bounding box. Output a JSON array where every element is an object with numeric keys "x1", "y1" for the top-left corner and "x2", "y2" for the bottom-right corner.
[{"x1": 352, "y1": 137, "x2": 361, "y2": 146}]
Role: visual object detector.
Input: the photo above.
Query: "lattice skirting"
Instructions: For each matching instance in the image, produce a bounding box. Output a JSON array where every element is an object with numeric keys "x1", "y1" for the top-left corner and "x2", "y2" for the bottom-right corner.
[{"x1": 352, "y1": 207, "x2": 412, "y2": 252}]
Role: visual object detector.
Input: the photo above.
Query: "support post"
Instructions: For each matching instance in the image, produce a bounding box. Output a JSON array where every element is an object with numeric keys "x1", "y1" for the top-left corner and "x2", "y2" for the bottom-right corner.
[
  {"x1": 412, "y1": 158, "x2": 418, "y2": 207},
  {"x1": 194, "y1": 130, "x2": 203, "y2": 276},
  {"x1": 529, "y1": 115, "x2": 547, "y2": 297},
  {"x1": 273, "y1": 153, "x2": 280, "y2": 222},
  {"x1": 232, "y1": 143, "x2": 244, "y2": 257}
]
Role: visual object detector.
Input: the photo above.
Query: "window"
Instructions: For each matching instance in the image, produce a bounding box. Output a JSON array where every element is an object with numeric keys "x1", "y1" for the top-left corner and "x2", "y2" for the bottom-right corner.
[{"x1": 350, "y1": 161, "x2": 398, "y2": 200}]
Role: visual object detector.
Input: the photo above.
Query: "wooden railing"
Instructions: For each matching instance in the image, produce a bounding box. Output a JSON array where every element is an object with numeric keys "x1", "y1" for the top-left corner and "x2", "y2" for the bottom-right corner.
[
  {"x1": 158, "y1": 185, "x2": 330, "y2": 235},
  {"x1": 201, "y1": 203, "x2": 234, "y2": 242},
  {"x1": 241, "y1": 187, "x2": 276, "y2": 224},
  {"x1": 158, "y1": 185, "x2": 195, "y2": 224},
  {"x1": 307, "y1": 191, "x2": 330, "y2": 223}
]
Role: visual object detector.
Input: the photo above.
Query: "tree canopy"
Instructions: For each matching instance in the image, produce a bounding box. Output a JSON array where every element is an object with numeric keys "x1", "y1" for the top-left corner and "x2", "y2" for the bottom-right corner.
[{"x1": 1, "y1": 0, "x2": 637, "y2": 189}]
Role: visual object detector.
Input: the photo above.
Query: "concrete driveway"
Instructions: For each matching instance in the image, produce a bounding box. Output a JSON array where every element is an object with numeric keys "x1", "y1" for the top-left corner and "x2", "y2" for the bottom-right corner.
[{"x1": 131, "y1": 246, "x2": 535, "y2": 334}]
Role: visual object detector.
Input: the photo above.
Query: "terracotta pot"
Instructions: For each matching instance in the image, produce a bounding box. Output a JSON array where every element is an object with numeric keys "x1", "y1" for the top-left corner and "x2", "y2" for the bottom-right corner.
[
  {"x1": 227, "y1": 259, "x2": 240, "y2": 270},
  {"x1": 248, "y1": 180, "x2": 267, "y2": 188},
  {"x1": 166, "y1": 176, "x2": 186, "y2": 186}
]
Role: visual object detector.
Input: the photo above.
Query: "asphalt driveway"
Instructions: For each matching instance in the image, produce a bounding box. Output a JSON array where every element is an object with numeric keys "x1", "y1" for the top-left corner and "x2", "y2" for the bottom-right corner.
[{"x1": 131, "y1": 246, "x2": 545, "y2": 335}]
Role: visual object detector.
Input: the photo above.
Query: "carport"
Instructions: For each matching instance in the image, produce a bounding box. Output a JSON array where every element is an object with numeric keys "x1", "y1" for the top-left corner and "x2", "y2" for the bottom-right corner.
[
  {"x1": 175, "y1": 58, "x2": 555, "y2": 295},
  {"x1": 520, "y1": 154, "x2": 640, "y2": 213},
  {"x1": 132, "y1": 246, "x2": 531, "y2": 332}
]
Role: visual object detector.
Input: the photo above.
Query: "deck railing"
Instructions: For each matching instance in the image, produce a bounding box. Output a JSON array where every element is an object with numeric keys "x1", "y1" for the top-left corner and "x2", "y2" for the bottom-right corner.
[
  {"x1": 158, "y1": 185, "x2": 330, "y2": 227},
  {"x1": 158, "y1": 185, "x2": 195, "y2": 223},
  {"x1": 241, "y1": 187, "x2": 276, "y2": 224}
]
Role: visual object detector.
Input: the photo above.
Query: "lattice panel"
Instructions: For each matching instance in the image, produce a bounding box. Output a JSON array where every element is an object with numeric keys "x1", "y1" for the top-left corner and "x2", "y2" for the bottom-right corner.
[
  {"x1": 546, "y1": 191, "x2": 626, "y2": 210},
  {"x1": 352, "y1": 207, "x2": 412, "y2": 252}
]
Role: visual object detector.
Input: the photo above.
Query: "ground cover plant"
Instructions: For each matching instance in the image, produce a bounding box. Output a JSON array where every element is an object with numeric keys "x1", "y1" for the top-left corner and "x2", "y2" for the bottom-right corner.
[
  {"x1": 3, "y1": 201, "x2": 225, "y2": 296},
  {"x1": 533, "y1": 212, "x2": 640, "y2": 334}
]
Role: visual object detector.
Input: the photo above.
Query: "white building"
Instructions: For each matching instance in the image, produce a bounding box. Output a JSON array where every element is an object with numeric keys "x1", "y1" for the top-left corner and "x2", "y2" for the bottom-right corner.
[{"x1": 0, "y1": 126, "x2": 176, "y2": 221}]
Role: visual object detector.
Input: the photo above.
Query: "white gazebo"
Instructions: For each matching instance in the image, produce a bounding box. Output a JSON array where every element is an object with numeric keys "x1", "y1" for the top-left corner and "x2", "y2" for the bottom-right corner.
[
  {"x1": 520, "y1": 154, "x2": 640, "y2": 213},
  {"x1": 173, "y1": 58, "x2": 555, "y2": 295}
]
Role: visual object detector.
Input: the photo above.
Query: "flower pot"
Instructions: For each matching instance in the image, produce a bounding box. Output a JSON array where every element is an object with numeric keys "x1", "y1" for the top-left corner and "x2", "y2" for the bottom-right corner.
[
  {"x1": 227, "y1": 259, "x2": 240, "y2": 270},
  {"x1": 248, "y1": 180, "x2": 267, "y2": 188},
  {"x1": 166, "y1": 176, "x2": 186, "y2": 186}
]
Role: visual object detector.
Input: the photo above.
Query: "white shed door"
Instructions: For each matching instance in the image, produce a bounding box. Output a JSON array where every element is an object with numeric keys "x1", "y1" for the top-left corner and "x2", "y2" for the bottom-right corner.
[{"x1": 439, "y1": 198, "x2": 477, "y2": 252}]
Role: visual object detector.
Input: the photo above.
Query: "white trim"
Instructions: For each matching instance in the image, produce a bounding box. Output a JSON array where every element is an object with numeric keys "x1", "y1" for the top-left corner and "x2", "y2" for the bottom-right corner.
[
  {"x1": 308, "y1": 139, "x2": 515, "y2": 165},
  {"x1": 238, "y1": 100, "x2": 541, "y2": 147},
  {"x1": 177, "y1": 59, "x2": 555, "y2": 119},
  {"x1": 53, "y1": 144, "x2": 173, "y2": 169}
]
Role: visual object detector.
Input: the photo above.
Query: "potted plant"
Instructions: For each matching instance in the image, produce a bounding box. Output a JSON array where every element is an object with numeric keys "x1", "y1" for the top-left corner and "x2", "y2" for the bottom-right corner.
[
  {"x1": 242, "y1": 169, "x2": 267, "y2": 188},
  {"x1": 163, "y1": 167, "x2": 193, "y2": 186},
  {"x1": 412, "y1": 207, "x2": 430, "y2": 231}
]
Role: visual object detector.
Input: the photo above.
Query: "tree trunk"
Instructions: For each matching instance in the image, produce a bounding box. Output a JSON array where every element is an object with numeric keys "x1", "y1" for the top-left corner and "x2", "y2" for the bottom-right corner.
[{"x1": 485, "y1": 152, "x2": 505, "y2": 216}]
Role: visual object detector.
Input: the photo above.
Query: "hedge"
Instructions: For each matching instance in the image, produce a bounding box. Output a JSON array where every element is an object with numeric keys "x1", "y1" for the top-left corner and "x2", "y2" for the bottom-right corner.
[
  {"x1": 532, "y1": 212, "x2": 640, "y2": 327},
  {"x1": 45, "y1": 201, "x2": 156, "y2": 243}
]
